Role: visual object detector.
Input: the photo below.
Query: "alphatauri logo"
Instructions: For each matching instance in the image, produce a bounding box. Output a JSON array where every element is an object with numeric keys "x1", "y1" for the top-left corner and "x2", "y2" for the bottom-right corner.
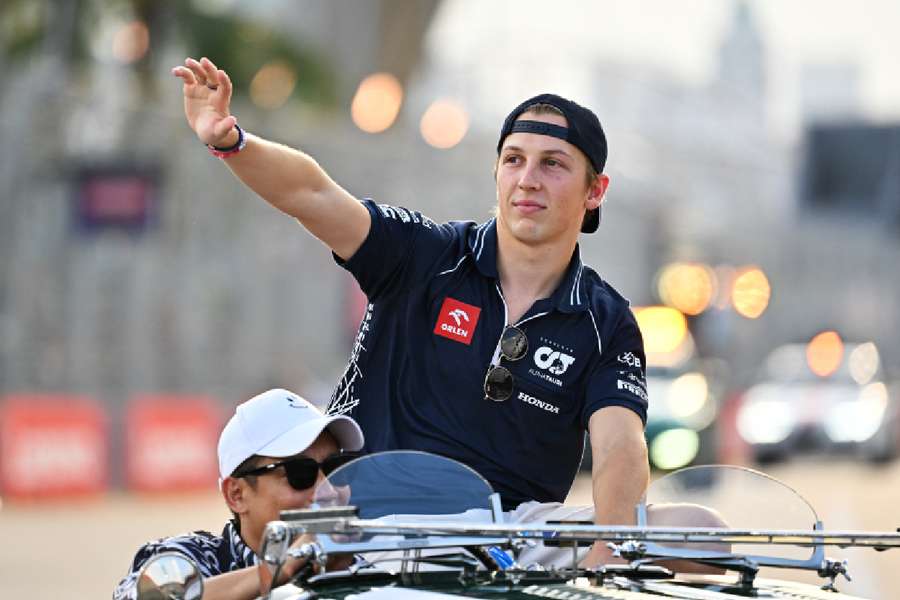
[
  {"x1": 434, "y1": 298, "x2": 481, "y2": 345},
  {"x1": 534, "y1": 346, "x2": 576, "y2": 376}
]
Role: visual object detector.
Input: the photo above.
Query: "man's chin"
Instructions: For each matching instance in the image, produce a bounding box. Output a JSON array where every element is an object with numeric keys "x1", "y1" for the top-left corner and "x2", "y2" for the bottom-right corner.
[
  {"x1": 501, "y1": 215, "x2": 542, "y2": 240},
  {"x1": 512, "y1": 226, "x2": 544, "y2": 245}
]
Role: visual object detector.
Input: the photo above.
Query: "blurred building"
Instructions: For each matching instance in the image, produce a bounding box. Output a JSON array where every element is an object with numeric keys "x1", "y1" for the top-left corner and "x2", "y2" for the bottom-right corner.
[{"x1": 800, "y1": 63, "x2": 863, "y2": 124}]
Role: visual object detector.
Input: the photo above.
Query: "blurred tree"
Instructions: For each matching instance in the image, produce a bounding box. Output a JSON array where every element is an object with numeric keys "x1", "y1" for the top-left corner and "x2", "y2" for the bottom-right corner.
[
  {"x1": 0, "y1": 0, "x2": 48, "y2": 61},
  {"x1": 0, "y1": 0, "x2": 337, "y2": 107}
]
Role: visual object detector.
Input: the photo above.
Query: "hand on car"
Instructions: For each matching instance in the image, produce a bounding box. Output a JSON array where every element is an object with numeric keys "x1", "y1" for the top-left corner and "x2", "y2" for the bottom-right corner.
[
  {"x1": 257, "y1": 533, "x2": 354, "y2": 595},
  {"x1": 579, "y1": 540, "x2": 626, "y2": 569}
]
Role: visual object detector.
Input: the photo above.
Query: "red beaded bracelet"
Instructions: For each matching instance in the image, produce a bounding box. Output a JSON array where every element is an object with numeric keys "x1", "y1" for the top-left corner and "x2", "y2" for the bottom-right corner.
[{"x1": 207, "y1": 124, "x2": 246, "y2": 158}]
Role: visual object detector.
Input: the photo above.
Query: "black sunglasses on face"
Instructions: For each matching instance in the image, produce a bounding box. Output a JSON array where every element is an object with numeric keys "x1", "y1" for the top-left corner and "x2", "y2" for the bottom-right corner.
[
  {"x1": 484, "y1": 326, "x2": 528, "y2": 402},
  {"x1": 235, "y1": 451, "x2": 361, "y2": 491}
]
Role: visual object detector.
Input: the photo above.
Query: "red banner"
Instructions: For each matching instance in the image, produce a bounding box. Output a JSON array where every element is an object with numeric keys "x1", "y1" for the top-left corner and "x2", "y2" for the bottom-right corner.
[
  {"x1": 0, "y1": 395, "x2": 108, "y2": 499},
  {"x1": 125, "y1": 395, "x2": 222, "y2": 493}
]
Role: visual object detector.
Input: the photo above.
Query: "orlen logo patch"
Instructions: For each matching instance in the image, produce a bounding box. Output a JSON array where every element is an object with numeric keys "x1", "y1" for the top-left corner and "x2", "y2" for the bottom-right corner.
[{"x1": 434, "y1": 297, "x2": 481, "y2": 345}]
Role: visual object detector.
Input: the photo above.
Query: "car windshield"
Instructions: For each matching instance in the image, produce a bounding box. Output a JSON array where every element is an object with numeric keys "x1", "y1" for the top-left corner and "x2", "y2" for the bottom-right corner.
[
  {"x1": 313, "y1": 450, "x2": 495, "y2": 518},
  {"x1": 311, "y1": 452, "x2": 821, "y2": 563},
  {"x1": 646, "y1": 464, "x2": 819, "y2": 560}
]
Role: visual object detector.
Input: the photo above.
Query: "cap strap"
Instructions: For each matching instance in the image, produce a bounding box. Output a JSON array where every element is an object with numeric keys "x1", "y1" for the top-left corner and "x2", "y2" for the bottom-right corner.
[{"x1": 509, "y1": 120, "x2": 570, "y2": 142}]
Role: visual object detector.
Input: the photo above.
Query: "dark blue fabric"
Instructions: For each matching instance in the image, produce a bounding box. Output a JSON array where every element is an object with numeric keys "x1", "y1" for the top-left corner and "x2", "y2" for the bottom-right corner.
[
  {"x1": 328, "y1": 200, "x2": 647, "y2": 509},
  {"x1": 113, "y1": 521, "x2": 256, "y2": 599}
]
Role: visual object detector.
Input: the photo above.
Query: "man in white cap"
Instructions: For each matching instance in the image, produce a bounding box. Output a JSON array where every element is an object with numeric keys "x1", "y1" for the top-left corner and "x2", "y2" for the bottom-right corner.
[{"x1": 113, "y1": 389, "x2": 364, "y2": 600}]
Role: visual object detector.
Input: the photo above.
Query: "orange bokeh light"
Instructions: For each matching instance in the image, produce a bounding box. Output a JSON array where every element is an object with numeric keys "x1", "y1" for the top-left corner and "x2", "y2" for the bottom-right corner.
[
  {"x1": 112, "y1": 21, "x2": 150, "y2": 64},
  {"x1": 420, "y1": 100, "x2": 469, "y2": 149},
  {"x1": 731, "y1": 266, "x2": 771, "y2": 319},
  {"x1": 633, "y1": 306, "x2": 688, "y2": 354},
  {"x1": 656, "y1": 262, "x2": 716, "y2": 316},
  {"x1": 806, "y1": 330, "x2": 844, "y2": 377},
  {"x1": 351, "y1": 73, "x2": 403, "y2": 133},
  {"x1": 249, "y1": 61, "x2": 297, "y2": 110}
]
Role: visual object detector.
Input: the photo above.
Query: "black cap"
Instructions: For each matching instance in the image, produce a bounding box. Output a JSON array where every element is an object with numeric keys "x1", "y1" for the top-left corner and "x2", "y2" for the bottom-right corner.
[{"x1": 497, "y1": 93, "x2": 607, "y2": 233}]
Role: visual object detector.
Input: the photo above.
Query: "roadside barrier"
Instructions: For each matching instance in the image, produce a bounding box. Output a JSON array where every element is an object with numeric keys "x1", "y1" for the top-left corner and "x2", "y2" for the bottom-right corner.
[
  {"x1": 125, "y1": 395, "x2": 222, "y2": 493},
  {"x1": 0, "y1": 394, "x2": 109, "y2": 499}
]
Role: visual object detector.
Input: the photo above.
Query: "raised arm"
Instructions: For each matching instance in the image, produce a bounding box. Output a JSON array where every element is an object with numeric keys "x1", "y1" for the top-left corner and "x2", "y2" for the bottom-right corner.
[{"x1": 171, "y1": 56, "x2": 370, "y2": 260}]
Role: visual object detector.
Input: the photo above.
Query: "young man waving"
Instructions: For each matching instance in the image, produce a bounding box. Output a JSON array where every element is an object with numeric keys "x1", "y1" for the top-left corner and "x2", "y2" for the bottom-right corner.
[{"x1": 172, "y1": 57, "x2": 649, "y2": 567}]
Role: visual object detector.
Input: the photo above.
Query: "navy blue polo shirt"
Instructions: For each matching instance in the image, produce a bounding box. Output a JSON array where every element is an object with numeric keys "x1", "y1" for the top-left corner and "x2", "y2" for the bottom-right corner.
[{"x1": 329, "y1": 200, "x2": 648, "y2": 509}]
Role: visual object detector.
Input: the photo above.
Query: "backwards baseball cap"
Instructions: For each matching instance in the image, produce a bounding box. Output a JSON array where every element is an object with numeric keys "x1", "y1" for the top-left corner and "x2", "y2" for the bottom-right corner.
[
  {"x1": 217, "y1": 388, "x2": 364, "y2": 480},
  {"x1": 497, "y1": 93, "x2": 608, "y2": 234}
]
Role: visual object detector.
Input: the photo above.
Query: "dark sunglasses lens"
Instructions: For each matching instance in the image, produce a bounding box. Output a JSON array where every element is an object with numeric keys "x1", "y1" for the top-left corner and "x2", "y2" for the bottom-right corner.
[
  {"x1": 322, "y1": 452, "x2": 361, "y2": 476},
  {"x1": 484, "y1": 366, "x2": 514, "y2": 401},
  {"x1": 283, "y1": 458, "x2": 319, "y2": 490},
  {"x1": 500, "y1": 327, "x2": 528, "y2": 361}
]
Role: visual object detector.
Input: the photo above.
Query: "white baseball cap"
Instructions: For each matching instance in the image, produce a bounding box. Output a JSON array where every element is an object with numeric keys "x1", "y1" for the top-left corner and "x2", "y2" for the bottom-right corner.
[{"x1": 217, "y1": 388, "x2": 365, "y2": 480}]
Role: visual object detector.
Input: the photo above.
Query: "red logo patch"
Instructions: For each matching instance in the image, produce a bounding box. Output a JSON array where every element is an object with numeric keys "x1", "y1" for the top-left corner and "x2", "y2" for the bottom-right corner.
[{"x1": 434, "y1": 298, "x2": 481, "y2": 345}]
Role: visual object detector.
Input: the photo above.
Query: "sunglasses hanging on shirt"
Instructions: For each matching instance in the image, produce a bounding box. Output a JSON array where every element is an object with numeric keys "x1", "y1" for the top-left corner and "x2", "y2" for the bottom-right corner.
[{"x1": 483, "y1": 325, "x2": 528, "y2": 401}]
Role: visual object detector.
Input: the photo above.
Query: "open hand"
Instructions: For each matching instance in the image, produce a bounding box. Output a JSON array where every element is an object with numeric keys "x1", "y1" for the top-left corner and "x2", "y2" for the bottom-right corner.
[{"x1": 171, "y1": 56, "x2": 237, "y2": 147}]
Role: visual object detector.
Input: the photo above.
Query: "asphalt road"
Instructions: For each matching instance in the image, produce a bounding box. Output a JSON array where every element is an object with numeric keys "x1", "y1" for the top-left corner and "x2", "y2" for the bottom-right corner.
[{"x1": 1, "y1": 457, "x2": 897, "y2": 599}]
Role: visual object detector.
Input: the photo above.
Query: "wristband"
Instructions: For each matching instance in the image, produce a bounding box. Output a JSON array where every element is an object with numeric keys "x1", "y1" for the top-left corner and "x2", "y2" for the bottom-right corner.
[{"x1": 207, "y1": 124, "x2": 246, "y2": 158}]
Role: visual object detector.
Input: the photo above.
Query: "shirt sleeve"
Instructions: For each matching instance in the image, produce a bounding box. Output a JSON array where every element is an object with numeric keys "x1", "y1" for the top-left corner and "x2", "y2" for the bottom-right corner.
[
  {"x1": 582, "y1": 308, "x2": 648, "y2": 428},
  {"x1": 112, "y1": 532, "x2": 224, "y2": 600},
  {"x1": 334, "y1": 199, "x2": 461, "y2": 301}
]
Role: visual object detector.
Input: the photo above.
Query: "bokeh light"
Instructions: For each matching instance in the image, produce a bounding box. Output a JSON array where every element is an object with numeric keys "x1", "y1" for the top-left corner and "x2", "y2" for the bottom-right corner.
[
  {"x1": 731, "y1": 266, "x2": 770, "y2": 319},
  {"x1": 824, "y1": 382, "x2": 888, "y2": 442},
  {"x1": 650, "y1": 428, "x2": 700, "y2": 471},
  {"x1": 249, "y1": 61, "x2": 297, "y2": 110},
  {"x1": 668, "y1": 372, "x2": 709, "y2": 420},
  {"x1": 806, "y1": 330, "x2": 844, "y2": 377},
  {"x1": 634, "y1": 306, "x2": 688, "y2": 354},
  {"x1": 848, "y1": 342, "x2": 880, "y2": 385},
  {"x1": 737, "y1": 389, "x2": 796, "y2": 444},
  {"x1": 420, "y1": 99, "x2": 469, "y2": 149},
  {"x1": 351, "y1": 73, "x2": 403, "y2": 133},
  {"x1": 111, "y1": 21, "x2": 150, "y2": 64},
  {"x1": 656, "y1": 262, "x2": 716, "y2": 316}
]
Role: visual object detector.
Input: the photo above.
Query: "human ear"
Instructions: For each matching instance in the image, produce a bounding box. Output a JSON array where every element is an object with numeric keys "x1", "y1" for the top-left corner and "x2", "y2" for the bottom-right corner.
[
  {"x1": 586, "y1": 173, "x2": 610, "y2": 210},
  {"x1": 222, "y1": 477, "x2": 248, "y2": 514}
]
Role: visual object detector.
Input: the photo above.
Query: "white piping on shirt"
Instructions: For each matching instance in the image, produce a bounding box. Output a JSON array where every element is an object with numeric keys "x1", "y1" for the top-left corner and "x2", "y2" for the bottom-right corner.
[
  {"x1": 488, "y1": 283, "x2": 509, "y2": 367},
  {"x1": 567, "y1": 262, "x2": 601, "y2": 353},
  {"x1": 438, "y1": 219, "x2": 495, "y2": 278},
  {"x1": 489, "y1": 282, "x2": 549, "y2": 367},
  {"x1": 475, "y1": 219, "x2": 493, "y2": 262},
  {"x1": 569, "y1": 263, "x2": 584, "y2": 306},
  {"x1": 437, "y1": 255, "x2": 468, "y2": 277},
  {"x1": 586, "y1": 307, "x2": 602, "y2": 354}
]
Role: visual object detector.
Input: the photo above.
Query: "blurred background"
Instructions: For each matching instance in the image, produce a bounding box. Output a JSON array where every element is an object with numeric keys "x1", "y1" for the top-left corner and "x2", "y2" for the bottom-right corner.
[{"x1": 1, "y1": 0, "x2": 899, "y2": 598}]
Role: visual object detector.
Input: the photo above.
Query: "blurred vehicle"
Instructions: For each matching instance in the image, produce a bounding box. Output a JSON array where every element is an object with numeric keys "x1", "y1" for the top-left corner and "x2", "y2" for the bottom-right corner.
[
  {"x1": 581, "y1": 306, "x2": 725, "y2": 472},
  {"x1": 737, "y1": 338, "x2": 900, "y2": 464},
  {"x1": 639, "y1": 306, "x2": 726, "y2": 471},
  {"x1": 644, "y1": 362, "x2": 721, "y2": 471}
]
